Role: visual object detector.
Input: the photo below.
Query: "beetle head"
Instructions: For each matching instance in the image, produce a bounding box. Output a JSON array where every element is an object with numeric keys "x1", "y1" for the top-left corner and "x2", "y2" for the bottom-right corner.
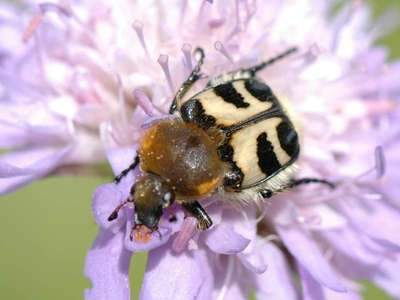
[{"x1": 132, "y1": 173, "x2": 175, "y2": 230}]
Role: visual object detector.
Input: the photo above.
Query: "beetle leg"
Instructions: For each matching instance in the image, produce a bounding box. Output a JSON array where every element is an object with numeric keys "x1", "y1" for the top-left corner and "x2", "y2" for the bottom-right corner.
[
  {"x1": 288, "y1": 177, "x2": 335, "y2": 189},
  {"x1": 259, "y1": 189, "x2": 274, "y2": 199},
  {"x1": 169, "y1": 47, "x2": 205, "y2": 114},
  {"x1": 259, "y1": 177, "x2": 334, "y2": 199},
  {"x1": 246, "y1": 47, "x2": 298, "y2": 76},
  {"x1": 181, "y1": 200, "x2": 213, "y2": 230},
  {"x1": 114, "y1": 155, "x2": 140, "y2": 184}
]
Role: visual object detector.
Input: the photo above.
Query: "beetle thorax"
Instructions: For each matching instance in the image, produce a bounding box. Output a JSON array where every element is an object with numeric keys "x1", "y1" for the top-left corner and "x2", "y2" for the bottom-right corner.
[{"x1": 139, "y1": 119, "x2": 226, "y2": 200}]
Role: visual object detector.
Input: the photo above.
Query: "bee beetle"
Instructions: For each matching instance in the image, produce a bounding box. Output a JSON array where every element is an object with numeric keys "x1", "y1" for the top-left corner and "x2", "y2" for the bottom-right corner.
[{"x1": 108, "y1": 47, "x2": 334, "y2": 235}]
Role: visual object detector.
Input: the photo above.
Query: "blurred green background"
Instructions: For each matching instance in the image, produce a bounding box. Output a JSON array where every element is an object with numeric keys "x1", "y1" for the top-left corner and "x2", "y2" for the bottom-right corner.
[{"x1": 0, "y1": 0, "x2": 399, "y2": 299}]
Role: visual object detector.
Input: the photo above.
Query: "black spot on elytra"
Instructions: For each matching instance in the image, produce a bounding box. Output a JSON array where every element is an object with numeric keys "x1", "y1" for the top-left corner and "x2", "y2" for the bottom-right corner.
[
  {"x1": 276, "y1": 121, "x2": 300, "y2": 158},
  {"x1": 218, "y1": 143, "x2": 244, "y2": 190},
  {"x1": 244, "y1": 79, "x2": 275, "y2": 102},
  {"x1": 256, "y1": 132, "x2": 281, "y2": 176},
  {"x1": 214, "y1": 82, "x2": 250, "y2": 108},
  {"x1": 180, "y1": 99, "x2": 216, "y2": 129}
]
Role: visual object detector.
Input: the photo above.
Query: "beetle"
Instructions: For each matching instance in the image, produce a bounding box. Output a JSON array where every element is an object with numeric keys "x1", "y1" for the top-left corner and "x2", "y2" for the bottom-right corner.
[{"x1": 108, "y1": 47, "x2": 334, "y2": 235}]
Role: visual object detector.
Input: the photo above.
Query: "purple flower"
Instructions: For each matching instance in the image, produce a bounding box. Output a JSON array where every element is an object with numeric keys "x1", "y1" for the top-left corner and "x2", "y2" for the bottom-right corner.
[{"x1": 1, "y1": 0, "x2": 400, "y2": 299}]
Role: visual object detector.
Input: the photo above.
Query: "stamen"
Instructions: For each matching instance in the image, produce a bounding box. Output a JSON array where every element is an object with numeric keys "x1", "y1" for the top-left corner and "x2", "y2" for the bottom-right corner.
[
  {"x1": 133, "y1": 88, "x2": 162, "y2": 117},
  {"x1": 132, "y1": 20, "x2": 150, "y2": 57},
  {"x1": 214, "y1": 41, "x2": 233, "y2": 63},
  {"x1": 38, "y1": 2, "x2": 72, "y2": 17},
  {"x1": 374, "y1": 145, "x2": 386, "y2": 179},
  {"x1": 113, "y1": 73, "x2": 128, "y2": 125},
  {"x1": 244, "y1": 0, "x2": 256, "y2": 26},
  {"x1": 158, "y1": 54, "x2": 175, "y2": 93},
  {"x1": 225, "y1": 0, "x2": 241, "y2": 41},
  {"x1": 181, "y1": 43, "x2": 193, "y2": 72},
  {"x1": 356, "y1": 146, "x2": 386, "y2": 182},
  {"x1": 172, "y1": 217, "x2": 198, "y2": 253},
  {"x1": 179, "y1": 0, "x2": 188, "y2": 24},
  {"x1": 22, "y1": 14, "x2": 43, "y2": 43}
]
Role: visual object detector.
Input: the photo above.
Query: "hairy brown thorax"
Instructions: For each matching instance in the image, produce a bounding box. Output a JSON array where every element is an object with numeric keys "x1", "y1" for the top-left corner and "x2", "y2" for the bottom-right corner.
[{"x1": 139, "y1": 119, "x2": 226, "y2": 200}]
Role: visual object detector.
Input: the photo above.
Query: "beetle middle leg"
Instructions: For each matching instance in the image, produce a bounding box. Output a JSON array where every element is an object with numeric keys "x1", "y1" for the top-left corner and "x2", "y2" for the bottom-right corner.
[
  {"x1": 181, "y1": 200, "x2": 213, "y2": 230},
  {"x1": 169, "y1": 47, "x2": 205, "y2": 114},
  {"x1": 114, "y1": 155, "x2": 140, "y2": 184},
  {"x1": 207, "y1": 47, "x2": 298, "y2": 87}
]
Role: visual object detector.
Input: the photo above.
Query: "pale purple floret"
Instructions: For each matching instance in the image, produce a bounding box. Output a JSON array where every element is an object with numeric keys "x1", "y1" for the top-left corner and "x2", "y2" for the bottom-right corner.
[{"x1": 1, "y1": 0, "x2": 400, "y2": 299}]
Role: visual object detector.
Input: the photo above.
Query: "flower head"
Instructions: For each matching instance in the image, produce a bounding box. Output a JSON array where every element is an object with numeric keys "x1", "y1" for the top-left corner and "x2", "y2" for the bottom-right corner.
[{"x1": 2, "y1": 0, "x2": 400, "y2": 299}]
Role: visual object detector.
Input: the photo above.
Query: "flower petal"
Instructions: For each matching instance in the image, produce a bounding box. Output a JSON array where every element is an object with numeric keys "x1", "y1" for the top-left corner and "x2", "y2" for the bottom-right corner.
[
  {"x1": 140, "y1": 242, "x2": 213, "y2": 300},
  {"x1": 238, "y1": 238, "x2": 268, "y2": 274},
  {"x1": 299, "y1": 264, "x2": 325, "y2": 300},
  {"x1": 84, "y1": 230, "x2": 133, "y2": 300},
  {"x1": 0, "y1": 146, "x2": 71, "y2": 194},
  {"x1": 92, "y1": 183, "x2": 127, "y2": 232},
  {"x1": 203, "y1": 207, "x2": 252, "y2": 255},
  {"x1": 255, "y1": 242, "x2": 299, "y2": 300},
  {"x1": 277, "y1": 224, "x2": 347, "y2": 292},
  {"x1": 341, "y1": 198, "x2": 400, "y2": 248},
  {"x1": 204, "y1": 223, "x2": 250, "y2": 254}
]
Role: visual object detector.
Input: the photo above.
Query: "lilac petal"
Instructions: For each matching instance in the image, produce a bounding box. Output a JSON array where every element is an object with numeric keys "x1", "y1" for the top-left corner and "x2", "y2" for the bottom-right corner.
[
  {"x1": 321, "y1": 228, "x2": 385, "y2": 266},
  {"x1": 238, "y1": 238, "x2": 268, "y2": 274},
  {"x1": 203, "y1": 206, "x2": 253, "y2": 254},
  {"x1": 255, "y1": 242, "x2": 298, "y2": 300},
  {"x1": 125, "y1": 209, "x2": 185, "y2": 252},
  {"x1": 92, "y1": 183, "x2": 126, "y2": 232},
  {"x1": 0, "y1": 146, "x2": 71, "y2": 194},
  {"x1": 84, "y1": 230, "x2": 132, "y2": 300},
  {"x1": 369, "y1": 253, "x2": 400, "y2": 299},
  {"x1": 204, "y1": 222, "x2": 250, "y2": 254},
  {"x1": 299, "y1": 264, "x2": 325, "y2": 300},
  {"x1": 140, "y1": 242, "x2": 213, "y2": 300},
  {"x1": 340, "y1": 198, "x2": 400, "y2": 248},
  {"x1": 0, "y1": 161, "x2": 32, "y2": 177},
  {"x1": 277, "y1": 225, "x2": 347, "y2": 292},
  {"x1": 324, "y1": 288, "x2": 362, "y2": 300}
]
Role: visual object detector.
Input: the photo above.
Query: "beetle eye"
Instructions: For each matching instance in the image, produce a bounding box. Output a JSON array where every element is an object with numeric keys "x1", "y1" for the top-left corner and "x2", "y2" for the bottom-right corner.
[{"x1": 161, "y1": 192, "x2": 175, "y2": 208}]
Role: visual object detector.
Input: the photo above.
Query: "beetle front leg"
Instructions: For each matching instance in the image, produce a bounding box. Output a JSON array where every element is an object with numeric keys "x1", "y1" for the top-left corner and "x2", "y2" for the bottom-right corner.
[{"x1": 169, "y1": 47, "x2": 205, "y2": 114}]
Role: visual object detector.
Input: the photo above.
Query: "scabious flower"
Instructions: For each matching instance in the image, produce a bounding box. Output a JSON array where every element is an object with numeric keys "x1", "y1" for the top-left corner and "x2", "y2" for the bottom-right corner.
[{"x1": 2, "y1": 0, "x2": 400, "y2": 299}]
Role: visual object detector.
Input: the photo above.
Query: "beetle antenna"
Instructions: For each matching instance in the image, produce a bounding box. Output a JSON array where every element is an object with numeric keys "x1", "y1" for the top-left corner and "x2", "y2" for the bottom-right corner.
[{"x1": 107, "y1": 197, "x2": 134, "y2": 221}]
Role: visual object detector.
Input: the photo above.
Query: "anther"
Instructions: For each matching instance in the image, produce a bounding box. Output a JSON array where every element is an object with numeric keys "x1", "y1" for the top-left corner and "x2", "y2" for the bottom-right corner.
[
  {"x1": 214, "y1": 41, "x2": 233, "y2": 63},
  {"x1": 133, "y1": 88, "x2": 162, "y2": 117},
  {"x1": 158, "y1": 54, "x2": 175, "y2": 93},
  {"x1": 374, "y1": 145, "x2": 386, "y2": 179},
  {"x1": 132, "y1": 20, "x2": 150, "y2": 57},
  {"x1": 22, "y1": 15, "x2": 43, "y2": 43}
]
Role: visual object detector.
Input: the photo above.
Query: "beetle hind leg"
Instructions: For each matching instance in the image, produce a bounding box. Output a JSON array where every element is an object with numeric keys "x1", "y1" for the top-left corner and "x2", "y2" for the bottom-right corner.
[
  {"x1": 258, "y1": 177, "x2": 335, "y2": 199},
  {"x1": 288, "y1": 177, "x2": 335, "y2": 189},
  {"x1": 245, "y1": 47, "x2": 298, "y2": 76}
]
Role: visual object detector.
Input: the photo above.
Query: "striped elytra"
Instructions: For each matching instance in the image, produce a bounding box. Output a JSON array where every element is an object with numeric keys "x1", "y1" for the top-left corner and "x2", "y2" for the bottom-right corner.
[{"x1": 180, "y1": 78, "x2": 299, "y2": 191}]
